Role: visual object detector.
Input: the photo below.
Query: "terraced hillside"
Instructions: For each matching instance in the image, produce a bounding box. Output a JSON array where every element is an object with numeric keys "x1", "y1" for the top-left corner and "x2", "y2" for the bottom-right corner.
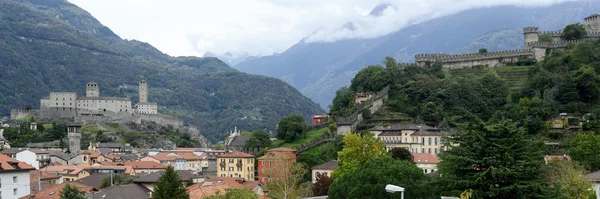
[{"x1": 448, "y1": 66, "x2": 532, "y2": 91}]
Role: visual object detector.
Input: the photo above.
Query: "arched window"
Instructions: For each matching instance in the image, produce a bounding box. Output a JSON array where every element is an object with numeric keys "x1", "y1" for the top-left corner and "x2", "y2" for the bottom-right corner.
[{"x1": 428, "y1": 137, "x2": 432, "y2": 145}]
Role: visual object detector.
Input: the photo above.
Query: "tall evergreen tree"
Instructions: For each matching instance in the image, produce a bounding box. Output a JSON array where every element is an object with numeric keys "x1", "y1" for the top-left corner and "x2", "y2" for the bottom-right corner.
[
  {"x1": 437, "y1": 119, "x2": 558, "y2": 198},
  {"x1": 153, "y1": 166, "x2": 190, "y2": 199}
]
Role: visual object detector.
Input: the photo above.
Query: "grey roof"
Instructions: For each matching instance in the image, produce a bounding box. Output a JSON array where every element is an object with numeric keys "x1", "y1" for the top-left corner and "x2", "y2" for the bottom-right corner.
[
  {"x1": 228, "y1": 135, "x2": 250, "y2": 147},
  {"x1": 0, "y1": 148, "x2": 25, "y2": 155},
  {"x1": 312, "y1": 160, "x2": 339, "y2": 170},
  {"x1": 77, "y1": 96, "x2": 131, "y2": 101},
  {"x1": 372, "y1": 124, "x2": 443, "y2": 137},
  {"x1": 370, "y1": 124, "x2": 437, "y2": 131},
  {"x1": 48, "y1": 150, "x2": 78, "y2": 161},
  {"x1": 114, "y1": 153, "x2": 139, "y2": 161},
  {"x1": 133, "y1": 170, "x2": 194, "y2": 183},
  {"x1": 98, "y1": 148, "x2": 112, "y2": 155},
  {"x1": 98, "y1": 143, "x2": 125, "y2": 148},
  {"x1": 76, "y1": 173, "x2": 134, "y2": 189},
  {"x1": 585, "y1": 170, "x2": 600, "y2": 182},
  {"x1": 92, "y1": 184, "x2": 151, "y2": 199}
]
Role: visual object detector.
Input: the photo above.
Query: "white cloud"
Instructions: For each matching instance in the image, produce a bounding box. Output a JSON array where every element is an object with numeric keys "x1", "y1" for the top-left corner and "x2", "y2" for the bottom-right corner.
[{"x1": 68, "y1": 0, "x2": 579, "y2": 57}]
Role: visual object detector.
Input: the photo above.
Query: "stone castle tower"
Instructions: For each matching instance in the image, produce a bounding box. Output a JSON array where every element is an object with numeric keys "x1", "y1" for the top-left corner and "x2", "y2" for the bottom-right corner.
[
  {"x1": 584, "y1": 14, "x2": 600, "y2": 32},
  {"x1": 67, "y1": 124, "x2": 81, "y2": 153},
  {"x1": 86, "y1": 82, "x2": 99, "y2": 97},
  {"x1": 139, "y1": 80, "x2": 148, "y2": 103},
  {"x1": 523, "y1": 27, "x2": 539, "y2": 50}
]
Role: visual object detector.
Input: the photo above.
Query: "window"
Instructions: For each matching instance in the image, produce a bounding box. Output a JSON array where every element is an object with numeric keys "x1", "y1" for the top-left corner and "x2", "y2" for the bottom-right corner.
[
  {"x1": 435, "y1": 148, "x2": 438, "y2": 154},
  {"x1": 435, "y1": 137, "x2": 438, "y2": 145},
  {"x1": 323, "y1": 172, "x2": 328, "y2": 177},
  {"x1": 428, "y1": 148, "x2": 431, "y2": 154},
  {"x1": 261, "y1": 161, "x2": 264, "y2": 166},
  {"x1": 422, "y1": 137, "x2": 425, "y2": 144},
  {"x1": 269, "y1": 161, "x2": 272, "y2": 167},
  {"x1": 421, "y1": 148, "x2": 424, "y2": 153},
  {"x1": 14, "y1": 188, "x2": 17, "y2": 195},
  {"x1": 13, "y1": 176, "x2": 17, "y2": 183},
  {"x1": 428, "y1": 137, "x2": 432, "y2": 145}
]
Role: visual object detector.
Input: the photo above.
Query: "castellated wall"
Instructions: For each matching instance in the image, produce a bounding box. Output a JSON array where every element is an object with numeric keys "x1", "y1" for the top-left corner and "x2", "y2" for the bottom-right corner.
[
  {"x1": 138, "y1": 114, "x2": 183, "y2": 129},
  {"x1": 10, "y1": 109, "x2": 39, "y2": 120},
  {"x1": 415, "y1": 49, "x2": 534, "y2": 69}
]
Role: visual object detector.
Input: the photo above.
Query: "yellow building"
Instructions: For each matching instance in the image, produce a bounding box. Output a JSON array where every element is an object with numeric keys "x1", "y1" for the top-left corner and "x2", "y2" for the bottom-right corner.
[
  {"x1": 371, "y1": 124, "x2": 448, "y2": 155},
  {"x1": 217, "y1": 151, "x2": 255, "y2": 181}
]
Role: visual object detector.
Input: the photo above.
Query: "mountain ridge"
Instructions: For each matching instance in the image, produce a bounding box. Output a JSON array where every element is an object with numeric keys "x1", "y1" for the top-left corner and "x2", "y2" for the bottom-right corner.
[
  {"x1": 236, "y1": 1, "x2": 600, "y2": 109},
  {"x1": 0, "y1": 0, "x2": 323, "y2": 143}
]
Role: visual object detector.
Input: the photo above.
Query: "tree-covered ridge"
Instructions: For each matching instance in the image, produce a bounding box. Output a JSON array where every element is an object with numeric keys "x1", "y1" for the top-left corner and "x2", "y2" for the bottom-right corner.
[{"x1": 0, "y1": 0, "x2": 323, "y2": 143}]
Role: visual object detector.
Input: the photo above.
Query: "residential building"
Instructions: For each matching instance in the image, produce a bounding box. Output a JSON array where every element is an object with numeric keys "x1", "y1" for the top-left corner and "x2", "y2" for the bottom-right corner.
[
  {"x1": 19, "y1": 182, "x2": 97, "y2": 199},
  {"x1": 15, "y1": 149, "x2": 39, "y2": 169},
  {"x1": 311, "y1": 160, "x2": 338, "y2": 183},
  {"x1": 141, "y1": 152, "x2": 186, "y2": 170},
  {"x1": 0, "y1": 153, "x2": 35, "y2": 199},
  {"x1": 257, "y1": 148, "x2": 297, "y2": 184},
  {"x1": 89, "y1": 142, "x2": 126, "y2": 152},
  {"x1": 76, "y1": 173, "x2": 135, "y2": 189},
  {"x1": 30, "y1": 170, "x2": 61, "y2": 193},
  {"x1": 585, "y1": 170, "x2": 600, "y2": 199},
  {"x1": 413, "y1": 153, "x2": 440, "y2": 174},
  {"x1": 312, "y1": 115, "x2": 327, "y2": 126},
  {"x1": 133, "y1": 170, "x2": 194, "y2": 192},
  {"x1": 217, "y1": 151, "x2": 255, "y2": 181},
  {"x1": 371, "y1": 124, "x2": 448, "y2": 155},
  {"x1": 100, "y1": 161, "x2": 166, "y2": 175}
]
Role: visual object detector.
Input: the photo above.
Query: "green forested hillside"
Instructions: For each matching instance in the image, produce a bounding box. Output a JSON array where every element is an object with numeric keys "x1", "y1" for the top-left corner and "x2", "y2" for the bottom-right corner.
[{"x1": 0, "y1": 0, "x2": 323, "y2": 143}]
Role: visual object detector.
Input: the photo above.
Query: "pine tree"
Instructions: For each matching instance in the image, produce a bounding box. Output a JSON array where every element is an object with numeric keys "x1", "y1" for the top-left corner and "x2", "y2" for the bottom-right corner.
[
  {"x1": 59, "y1": 184, "x2": 85, "y2": 199},
  {"x1": 153, "y1": 166, "x2": 190, "y2": 199},
  {"x1": 437, "y1": 119, "x2": 558, "y2": 199}
]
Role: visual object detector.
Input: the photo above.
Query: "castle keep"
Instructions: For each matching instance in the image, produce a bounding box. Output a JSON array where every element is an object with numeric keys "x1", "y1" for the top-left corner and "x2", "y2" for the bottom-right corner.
[
  {"x1": 40, "y1": 80, "x2": 158, "y2": 119},
  {"x1": 414, "y1": 14, "x2": 600, "y2": 69}
]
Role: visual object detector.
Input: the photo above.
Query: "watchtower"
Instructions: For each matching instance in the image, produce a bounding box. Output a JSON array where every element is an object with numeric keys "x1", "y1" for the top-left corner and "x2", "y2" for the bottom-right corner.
[
  {"x1": 523, "y1": 27, "x2": 539, "y2": 50},
  {"x1": 139, "y1": 80, "x2": 148, "y2": 103},
  {"x1": 86, "y1": 82, "x2": 99, "y2": 97},
  {"x1": 67, "y1": 124, "x2": 81, "y2": 153},
  {"x1": 585, "y1": 14, "x2": 600, "y2": 32}
]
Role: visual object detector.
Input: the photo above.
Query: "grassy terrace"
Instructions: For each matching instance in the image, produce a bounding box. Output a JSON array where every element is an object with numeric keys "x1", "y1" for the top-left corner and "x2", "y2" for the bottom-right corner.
[
  {"x1": 448, "y1": 65, "x2": 532, "y2": 91},
  {"x1": 271, "y1": 128, "x2": 330, "y2": 148}
]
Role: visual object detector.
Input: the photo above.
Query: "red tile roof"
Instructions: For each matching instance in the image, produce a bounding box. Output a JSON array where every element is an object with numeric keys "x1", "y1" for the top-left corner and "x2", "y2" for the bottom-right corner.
[
  {"x1": 217, "y1": 151, "x2": 254, "y2": 158},
  {"x1": 188, "y1": 183, "x2": 238, "y2": 198},
  {"x1": 30, "y1": 170, "x2": 60, "y2": 182},
  {"x1": 257, "y1": 152, "x2": 291, "y2": 160},
  {"x1": 100, "y1": 161, "x2": 166, "y2": 169},
  {"x1": 20, "y1": 182, "x2": 97, "y2": 199},
  {"x1": 412, "y1": 153, "x2": 440, "y2": 164},
  {"x1": 0, "y1": 153, "x2": 35, "y2": 171}
]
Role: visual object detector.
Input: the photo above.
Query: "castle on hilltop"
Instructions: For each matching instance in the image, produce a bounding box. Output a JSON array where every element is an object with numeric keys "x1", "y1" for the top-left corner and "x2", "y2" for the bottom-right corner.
[
  {"x1": 39, "y1": 80, "x2": 158, "y2": 118},
  {"x1": 414, "y1": 14, "x2": 600, "y2": 69}
]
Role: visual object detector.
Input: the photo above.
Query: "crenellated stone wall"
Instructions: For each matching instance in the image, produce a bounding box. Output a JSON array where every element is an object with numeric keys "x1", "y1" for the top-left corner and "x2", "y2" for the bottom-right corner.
[{"x1": 415, "y1": 49, "x2": 534, "y2": 69}]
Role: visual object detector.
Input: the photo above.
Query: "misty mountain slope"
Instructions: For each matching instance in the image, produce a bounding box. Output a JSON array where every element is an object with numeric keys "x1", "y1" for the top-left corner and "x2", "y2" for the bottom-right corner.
[
  {"x1": 236, "y1": 1, "x2": 600, "y2": 108},
  {"x1": 0, "y1": 0, "x2": 323, "y2": 143}
]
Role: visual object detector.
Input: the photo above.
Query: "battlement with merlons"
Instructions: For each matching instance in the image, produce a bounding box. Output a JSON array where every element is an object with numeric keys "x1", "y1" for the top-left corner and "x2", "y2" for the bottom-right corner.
[
  {"x1": 415, "y1": 49, "x2": 533, "y2": 62},
  {"x1": 526, "y1": 39, "x2": 588, "y2": 49}
]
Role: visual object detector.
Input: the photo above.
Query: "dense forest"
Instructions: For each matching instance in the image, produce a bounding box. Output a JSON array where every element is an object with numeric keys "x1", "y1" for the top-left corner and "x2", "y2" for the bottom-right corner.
[
  {"x1": 0, "y1": 0, "x2": 323, "y2": 143},
  {"x1": 332, "y1": 38, "x2": 600, "y2": 135}
]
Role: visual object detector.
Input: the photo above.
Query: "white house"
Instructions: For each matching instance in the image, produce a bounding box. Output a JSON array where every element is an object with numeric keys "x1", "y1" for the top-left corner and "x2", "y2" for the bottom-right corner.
[
  {"x1": 585, "y1": 170, "x2": 600, "y2": 199},
  {"x1": 0, "y1": 153, "x2": 35, "y2": 199},
  {"x1": 15, "y1": 150, "x2": 39, "y2": 169}
]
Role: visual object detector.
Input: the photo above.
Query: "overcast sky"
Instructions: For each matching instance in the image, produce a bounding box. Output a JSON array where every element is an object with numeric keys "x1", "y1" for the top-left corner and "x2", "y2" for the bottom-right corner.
[{"x1": 69, "y1": 0, "x2": 577, "y2": 57}]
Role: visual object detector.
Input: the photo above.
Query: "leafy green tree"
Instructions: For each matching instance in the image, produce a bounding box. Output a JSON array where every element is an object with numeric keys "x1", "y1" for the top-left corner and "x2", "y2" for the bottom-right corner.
[
  {"x1": 99, "y1": 175, "x2": 133, "y2": 189},
  {"x1": 437, "y1": 119, "x2": 556, "y2": 198},
  {"x1": 518, "y1": 97, "x2": 551, "y2": 134},
  {"x1": 276, "y1": 115, "x2": 308, "y2": 142},
  {"x1": 335, "y1": 132, "x2": 389, "y2": 178},
  {"x1": 204, "y1": 188, "x2": 258, "y2": 199},
  {"x1": 389, "y1": 147, "x2": 413, "y2": 162},
  {"x1": 312, "y1": 174, "x2": 333, "y2": 196},
  {"x1": 214, "y1": 143, "x2": 225, "y2": 150},
  {"x1": 574, "y1": 66, "x2": 600, "y2": 102},
  {"x1": 545, "y1": 159, "x2": 594, "y2": 199},
  {"x1": 539, "y1": 34, "x2": 553, "y2": 42},
  {"x1": 329, "y1": 86, "x2": 355, "y2": 116},
  {"x1": 245, "y1": 130, "x2": 271, "y2": 149},
  {"x1": 153, "y1": 166, "x2": 189, "y2": 199},
  {"x1": 264, "y1": 162, "x2": 307, "y2": 199},
  {"x1": 569, "y1": 133, "x2": 600, "y2": 171},
  {"x1": 350, "y1": 65, "x2": 392, "y2": 93},
  {"x1": 328, "y1": 158, "x2": 434, "y2": 199},
  {"x1": 59, "y1": 184, "x2": 85, "y2": 199},
  {"x1": 562, "y1": 23, "x2": 587, "y2": 40}
]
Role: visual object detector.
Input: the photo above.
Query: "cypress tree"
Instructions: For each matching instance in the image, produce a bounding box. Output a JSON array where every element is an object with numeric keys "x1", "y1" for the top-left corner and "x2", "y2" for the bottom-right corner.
[
  {"x1": 437, "y1": 119, "x2": 558, "y2": 198},
  {"x1": 153, "y1": 166, "x2": 190, "y2": 199}
]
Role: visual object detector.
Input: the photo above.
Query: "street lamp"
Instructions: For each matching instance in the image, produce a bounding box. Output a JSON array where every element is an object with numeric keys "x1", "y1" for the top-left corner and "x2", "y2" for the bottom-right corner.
[{"x1": 385, "y1": 184, "x2": 405, "y2": 199}]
